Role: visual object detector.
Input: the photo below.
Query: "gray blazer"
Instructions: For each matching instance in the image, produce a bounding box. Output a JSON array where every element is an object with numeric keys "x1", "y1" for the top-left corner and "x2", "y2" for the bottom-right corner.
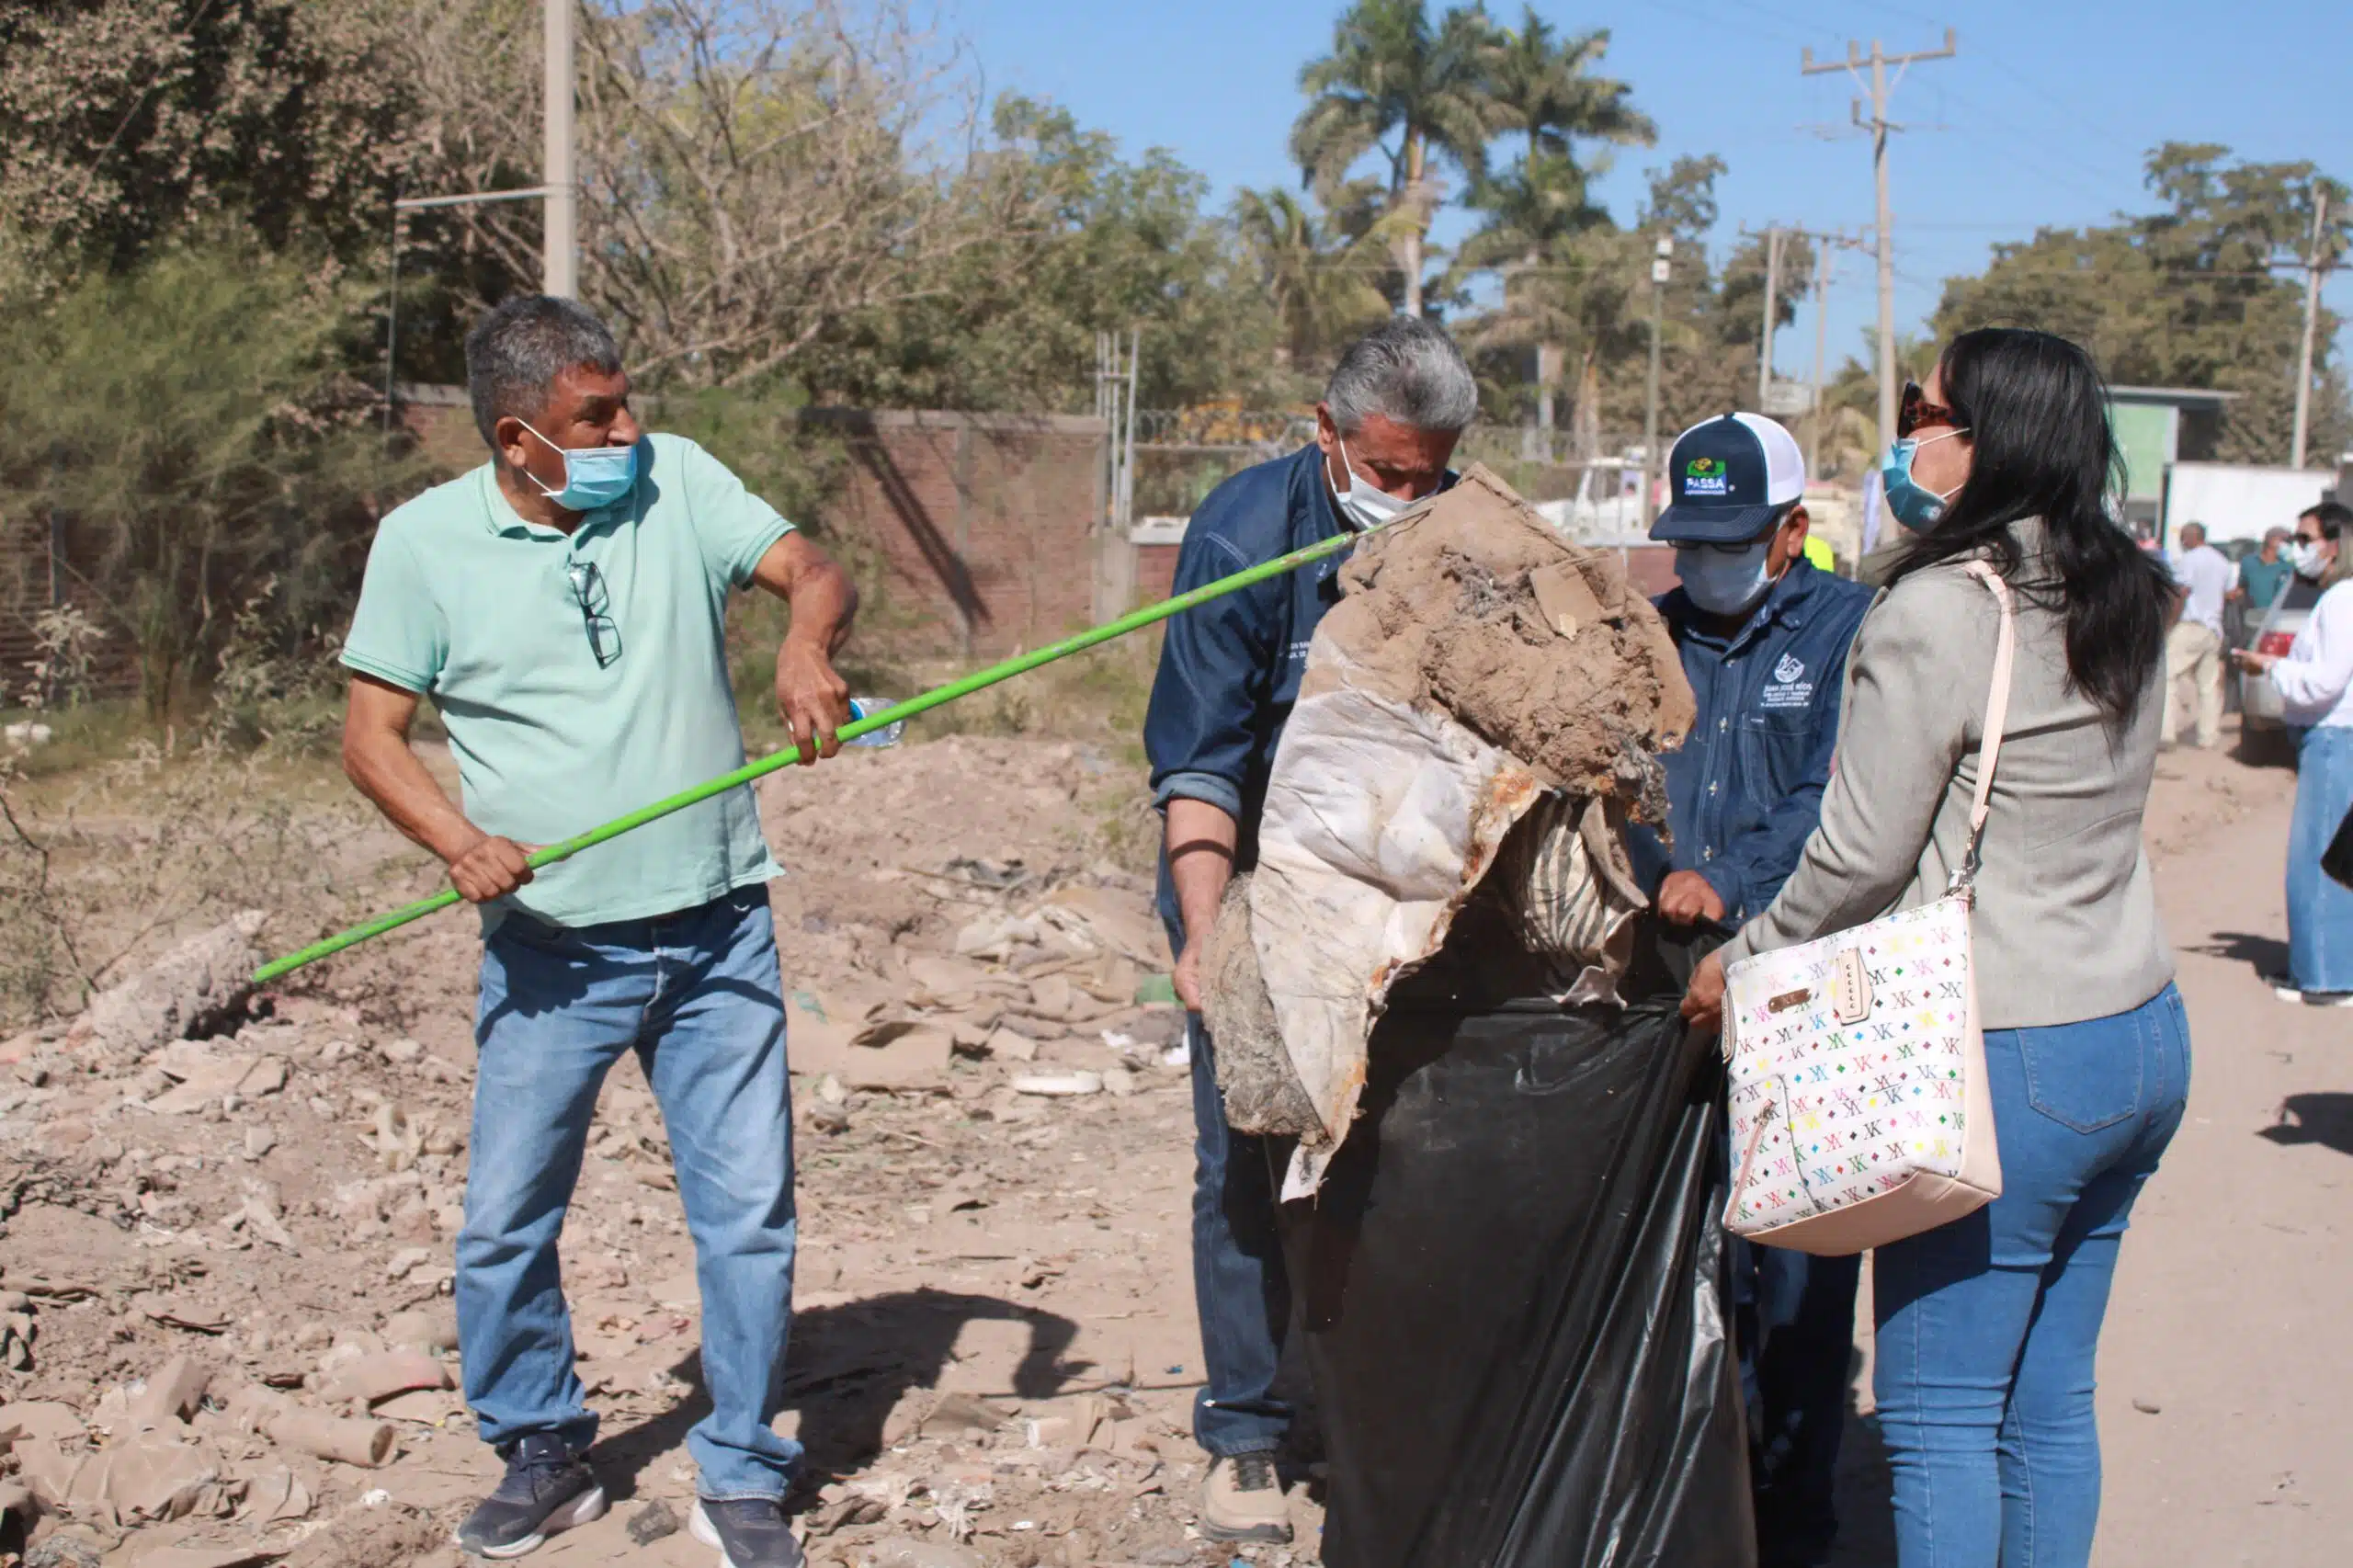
[{"x1": 1721, "y1": 521, "x2": 2175, "y2": 1029}]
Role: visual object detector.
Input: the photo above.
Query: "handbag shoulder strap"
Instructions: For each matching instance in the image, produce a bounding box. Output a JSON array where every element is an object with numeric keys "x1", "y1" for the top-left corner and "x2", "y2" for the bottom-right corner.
[{"x1": 1959, "y1": 561, "x2": 2018, "y2": 881}]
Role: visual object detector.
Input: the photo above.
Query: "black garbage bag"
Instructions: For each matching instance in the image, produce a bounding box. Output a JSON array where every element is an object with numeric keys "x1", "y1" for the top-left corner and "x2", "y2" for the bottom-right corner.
[{"x1": 1284, "y1": 934, "x2": 1753, "y2": 1568}]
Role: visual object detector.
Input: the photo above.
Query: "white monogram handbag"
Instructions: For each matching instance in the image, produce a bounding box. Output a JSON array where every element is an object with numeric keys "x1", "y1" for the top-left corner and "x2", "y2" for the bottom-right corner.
[{"x1": 1721, "y1": 561, "x2": 2015, "y2": 1256}]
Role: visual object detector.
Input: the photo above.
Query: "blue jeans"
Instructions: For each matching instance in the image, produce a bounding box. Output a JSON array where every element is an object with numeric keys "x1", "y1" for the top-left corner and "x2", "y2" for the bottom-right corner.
[
  {"x1": 460, "y1": 886, "x2": 800, "y2": 1500},
  {"x1": 1735, "y1": 1241, "x2": 1861, "y2": 1567},
  {"x1": 1186, "y1": 1013, "x2": 1294, "y2": 1457},
  {"x1": 2288, "y1": 724, "x2": 2353, "y2": 992},
  {"x1": 1872, "y1": 984, "x2": 2189, "y2": 1568}
]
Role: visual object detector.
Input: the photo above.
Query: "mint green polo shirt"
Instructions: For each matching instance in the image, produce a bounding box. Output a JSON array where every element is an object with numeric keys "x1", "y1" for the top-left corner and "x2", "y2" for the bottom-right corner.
[{"x1": 342, "y1": 433, "x2": 791, "y2": 928}]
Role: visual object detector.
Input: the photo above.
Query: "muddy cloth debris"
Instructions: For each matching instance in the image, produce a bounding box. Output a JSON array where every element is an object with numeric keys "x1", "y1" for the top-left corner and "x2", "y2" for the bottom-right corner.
[{"x1": 1204, "y1": 466, "x2": 1692, "y2": 1195}]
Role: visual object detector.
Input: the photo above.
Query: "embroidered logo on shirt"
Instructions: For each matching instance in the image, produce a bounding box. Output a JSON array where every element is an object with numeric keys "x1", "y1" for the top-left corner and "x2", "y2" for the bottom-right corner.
[{"x1": 1762, "y1": 652, "x2": 1814, "y2": 710}]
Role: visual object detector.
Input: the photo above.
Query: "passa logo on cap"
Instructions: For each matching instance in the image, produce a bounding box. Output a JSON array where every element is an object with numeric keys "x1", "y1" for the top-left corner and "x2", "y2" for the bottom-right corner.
[{"x1": 1683, "y1": 455, "x2": 1732, "y2": 497}]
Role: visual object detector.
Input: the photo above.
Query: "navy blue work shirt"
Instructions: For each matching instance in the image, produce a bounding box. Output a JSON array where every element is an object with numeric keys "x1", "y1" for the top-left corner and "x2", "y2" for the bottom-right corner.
[
  {"x1": 1625, "y1": 559, "x2": 1875, "y2": 928},
  {"x1": 1144, "y1": 444, "x2": 1412, "y2": 949}
]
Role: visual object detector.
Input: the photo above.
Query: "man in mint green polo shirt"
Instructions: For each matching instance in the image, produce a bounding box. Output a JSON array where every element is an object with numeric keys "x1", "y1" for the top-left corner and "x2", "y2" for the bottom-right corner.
[{"x1": 340, "y1": 295, "x2": 852, "y2": 1568}]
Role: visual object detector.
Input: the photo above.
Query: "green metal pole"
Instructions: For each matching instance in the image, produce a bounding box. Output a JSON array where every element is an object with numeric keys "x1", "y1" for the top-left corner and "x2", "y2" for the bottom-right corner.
[{"x1": 254, "y1": 524, "x2": 1365, "y2": 984}]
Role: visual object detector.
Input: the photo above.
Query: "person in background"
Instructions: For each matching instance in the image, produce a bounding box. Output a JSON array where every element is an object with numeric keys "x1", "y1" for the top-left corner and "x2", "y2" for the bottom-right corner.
[
  {"x1": 2162, "y1": 521, "x2": 2233, "y2": 750},
  {"x1": 2237, "y1": 501, "x2": 2353, "y2": 1007},
  {"x1": 1685, "y1": 328, "x2": 2185, "y2": 1568},
  {"x1": 341, "y1": 296, "x2": 856, "y2": 1568},
  {"x1": 1627, "y1": 413, "x2": 1874, "y2": 1568},
  {"x1": 1142, "y1": 319, "x2": 1475, "y2": 1544},
  {"x1": 2233, "y1": 526, "x2": 2295, "y2": 619}
]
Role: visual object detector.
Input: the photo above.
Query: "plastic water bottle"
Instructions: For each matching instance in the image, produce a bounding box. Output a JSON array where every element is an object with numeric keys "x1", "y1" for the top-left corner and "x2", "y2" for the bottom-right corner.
[{"x1": 845, "y1": 696, "x2": 904, "y2": 748}]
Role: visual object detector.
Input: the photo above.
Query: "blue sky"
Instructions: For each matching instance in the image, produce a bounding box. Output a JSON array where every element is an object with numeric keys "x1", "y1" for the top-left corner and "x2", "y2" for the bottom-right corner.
[{"x1": 954, "y1": 0, "x2": 2351, "y2": 393}]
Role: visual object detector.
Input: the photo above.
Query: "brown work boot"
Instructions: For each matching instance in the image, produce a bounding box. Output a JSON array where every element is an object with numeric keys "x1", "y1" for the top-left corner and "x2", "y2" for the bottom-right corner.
[{"x1": 1200, "y1": 1453, "x2": 1292, "y2": 1543}]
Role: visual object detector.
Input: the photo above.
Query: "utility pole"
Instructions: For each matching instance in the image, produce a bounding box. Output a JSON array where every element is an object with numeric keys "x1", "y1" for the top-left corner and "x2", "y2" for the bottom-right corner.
[
  {"x1": 1803, "y1": 29, "x2": 1956, "y2": 451},
  {"x1": 1757, "y1": 226, "x2": 1785, "y2": 406},
  {"x1": 1643, "y1": 237, "x2": 1671, "y2": 529},
  {"x1": 2292, "y1": 189, "x2": 2331, "y2": 470},
  {"x1": 1807, "y1": 237, "x2": 1834, "y2": 477},
  {"x1": 542, "y1": 0, "x2": 577, "y2": 296}
]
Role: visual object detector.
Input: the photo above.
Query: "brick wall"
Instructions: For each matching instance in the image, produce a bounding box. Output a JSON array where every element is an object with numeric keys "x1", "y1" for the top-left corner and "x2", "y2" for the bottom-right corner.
[{"x1": 804, "y1": 409, "x2": 1108, "y2": 656}]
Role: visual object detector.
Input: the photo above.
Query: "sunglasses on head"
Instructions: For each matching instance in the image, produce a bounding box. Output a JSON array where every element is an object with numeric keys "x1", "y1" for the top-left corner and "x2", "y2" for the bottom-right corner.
[{"x1": 1898, "y1": 381, "x2": 1963, "y2": 440}]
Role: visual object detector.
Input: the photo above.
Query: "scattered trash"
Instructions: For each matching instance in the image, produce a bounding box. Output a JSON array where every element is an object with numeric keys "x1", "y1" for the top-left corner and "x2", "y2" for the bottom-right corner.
[
  {"x1": 919, "y1": 1392, "x2": 1007, "y2": 1437},
  {"x1": 380, "y1": 1305, "x2": 460, "y2": 1356},
  {"x1": 627, "y1": 1497, "x2": 682, "y2": 1544},
  {"x1": 0, "y1": 1401, "x2": 86, "y2": 1443},
  {"x1": 865, "y1": 1536, "x2": 983, "y2": 1568},
  {"x1": 983, "y1": 1027, "x2": 1040, "y2": 1062},
  {"x1": 63, "y1": 914, "x2": 267, "y2": 1062},
  {"x1": 260, "y1": 1410, "x2": 395, "y2": 1468},
  {"x1": 125, "y1": 1356, "x2": 213, "y2": 1429},
  {"x1": 1010, "y1": 1072, "x2": 1101, "y2": 1097},
  {"x1": 316, "y1": 1349, "x2": 451, "y2": 1406}
]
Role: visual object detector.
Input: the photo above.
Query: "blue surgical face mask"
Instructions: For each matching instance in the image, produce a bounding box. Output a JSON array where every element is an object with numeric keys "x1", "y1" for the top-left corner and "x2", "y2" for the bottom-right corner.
[
  {"x1": 1881, "y1": 429, "x2": 1964, "y2": 531},
  {"x1": 520, "y1": 420, "x2": 640, "y2": 512},
  {"x1": 1675, "y1": 538, "x2": 1778, "y2": 618}
]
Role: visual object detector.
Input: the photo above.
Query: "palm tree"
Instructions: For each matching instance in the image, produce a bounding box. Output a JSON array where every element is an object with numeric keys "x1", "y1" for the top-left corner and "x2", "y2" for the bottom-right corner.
[
  {"x1": 1487, "y1": 11, "x2": 1652, "y2": 167},
  {"x1": 1230, "y1": 186, "x2": 1396, "y2": 371},
  {"x1": 1290, "y1": 0, "x2": 1506, "y2": 318},
  {"x1": 1469, "y1": 12, "x2": 1652, "y2": 451}
]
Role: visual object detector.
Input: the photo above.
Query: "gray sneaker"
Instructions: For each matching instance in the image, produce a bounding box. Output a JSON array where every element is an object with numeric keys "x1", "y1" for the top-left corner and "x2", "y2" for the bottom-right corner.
[
  {"x1": 455, "y1": 1435, "x2": 608, "y2": 1559},
  {"x1": 1200, "y1": 1452, "x2": 1292, "y2": 1543},
  {"x1": 691, "y1": 1497, "x2": 805, "y2": 1568}
]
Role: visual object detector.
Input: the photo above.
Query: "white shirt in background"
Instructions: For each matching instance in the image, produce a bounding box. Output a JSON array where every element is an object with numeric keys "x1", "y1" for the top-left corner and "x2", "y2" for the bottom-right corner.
[
  {"x1": 2269, "y1": 579, "x2": 2353, "y2": 729},
  {"x1": 2167, "y1": 542, "x2": 2234, "y2": 637}
]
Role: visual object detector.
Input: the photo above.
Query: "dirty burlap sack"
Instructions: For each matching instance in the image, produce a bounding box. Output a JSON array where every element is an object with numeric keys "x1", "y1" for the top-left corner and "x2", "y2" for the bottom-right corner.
[{"x1": 1200, "y1": 465, "x2": 1694, "y2": 1195}]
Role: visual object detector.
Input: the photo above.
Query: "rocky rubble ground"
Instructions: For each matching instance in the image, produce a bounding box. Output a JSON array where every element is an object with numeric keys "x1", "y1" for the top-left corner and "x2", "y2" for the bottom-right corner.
[{"x1": 0, "y1": 737, "x2": 1321, "y2": 1568}]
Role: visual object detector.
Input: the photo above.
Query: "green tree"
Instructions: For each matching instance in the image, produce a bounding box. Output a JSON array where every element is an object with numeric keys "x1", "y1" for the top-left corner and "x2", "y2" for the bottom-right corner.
[
  {"x1": 1231, "y1": 187, "x2": 1395, "y2": 378},
  {"x1": 0, "y1": 0, "x2": 415, "y2": 287},
  {"x1": 1486, "y1": 11, "x2": 1651, "y2": 165},
  {"x1": 803, "y1": 96, "x2": 1278, "y2": 414},
  {"x1": 1458, "y1": 14, "x2": 1652, "y2": 447},
  {"x1": 1290, "y1": 0, "x2": 1506, "y2": 318},
  {"x1": 0, "y1": 244, "x2": 415, "y2": 715},
  {"x1": 1933, "y1": 143, "x2": 2350, "y2": 464}
]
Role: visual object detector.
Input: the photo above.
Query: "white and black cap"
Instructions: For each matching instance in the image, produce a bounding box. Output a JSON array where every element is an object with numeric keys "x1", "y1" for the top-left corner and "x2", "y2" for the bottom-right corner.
[{"x1": 1650, "y1": 412, "x2": 1807, "y2": 544}]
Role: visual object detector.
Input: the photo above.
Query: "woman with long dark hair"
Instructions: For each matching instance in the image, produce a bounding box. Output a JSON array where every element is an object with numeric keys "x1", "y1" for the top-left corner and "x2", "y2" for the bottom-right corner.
[
  {"x1": 2238, "y1": 500, "x2": 2353, "y2": 1005},
  {"x1": 1686, "y1": 327, "x2": 2188, "y2": 1566}
]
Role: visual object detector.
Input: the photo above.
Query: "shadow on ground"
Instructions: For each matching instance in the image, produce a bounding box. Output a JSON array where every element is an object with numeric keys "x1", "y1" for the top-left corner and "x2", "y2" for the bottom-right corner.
[
  {"x1": 2259, "y1": 1093, "x2": 2353, "y2": 1158},
  {"x1": 2188, "y1": 930, "x2": 2290, "y2": 983},
  {"x1": 593, "y1": 1288, "x2": 1082, "y2": 1500}
]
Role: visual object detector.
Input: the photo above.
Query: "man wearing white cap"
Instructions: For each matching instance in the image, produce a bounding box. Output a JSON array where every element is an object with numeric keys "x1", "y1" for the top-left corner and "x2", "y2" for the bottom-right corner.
[{"x1": 1625, "y1": 412, "x2": 1874, "y2": 1568}]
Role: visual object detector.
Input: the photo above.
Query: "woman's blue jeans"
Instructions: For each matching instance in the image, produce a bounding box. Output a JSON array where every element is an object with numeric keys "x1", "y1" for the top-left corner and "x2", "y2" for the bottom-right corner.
[
  {"x1": 2287, "y1": 724, "x2": 2353, "y2": 993},
  {"x1": 1871, "y1": 984, "x2": 2189, "y2": 1568}
]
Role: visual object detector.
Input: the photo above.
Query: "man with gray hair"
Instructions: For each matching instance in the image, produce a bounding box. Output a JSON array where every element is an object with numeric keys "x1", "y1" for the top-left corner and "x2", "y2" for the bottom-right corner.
[
  {"x1": 340, "y1": 295, "x2": 855, "y2": 1567},
  {"x1": 1142, "y1": 317, "x2": 1475, "y2": 1542}
]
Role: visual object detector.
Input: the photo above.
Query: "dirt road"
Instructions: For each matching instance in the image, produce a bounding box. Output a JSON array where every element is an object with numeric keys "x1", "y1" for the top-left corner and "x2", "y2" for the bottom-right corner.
[{"x1": 3, "y1": 733, "x2": 2342, "y2": 1567}]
